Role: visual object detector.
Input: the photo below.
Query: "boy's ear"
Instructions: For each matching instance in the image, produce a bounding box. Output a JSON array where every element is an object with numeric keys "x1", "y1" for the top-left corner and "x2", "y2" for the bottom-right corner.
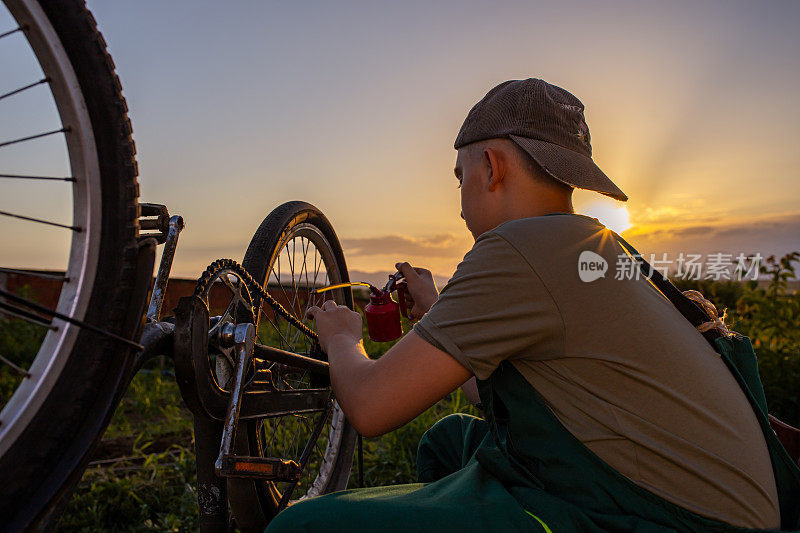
[{"x1": 483, "y1": 147, "x2": 506, "y2": 191}]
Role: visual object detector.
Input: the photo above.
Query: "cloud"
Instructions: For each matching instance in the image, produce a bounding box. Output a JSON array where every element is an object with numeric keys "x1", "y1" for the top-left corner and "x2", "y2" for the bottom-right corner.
[
  {"x1": 629, "y1": 201, "x2": 722, "y2": 228},
  {"x1": 343, "y1": 233, "x2": 465, "y2": 258},
  {"x1": 671, "y1": 225, "x2": 714, "y2": 237},
  {"x1": 628, "y1": 212, "x2": 800, "y2": 260}
]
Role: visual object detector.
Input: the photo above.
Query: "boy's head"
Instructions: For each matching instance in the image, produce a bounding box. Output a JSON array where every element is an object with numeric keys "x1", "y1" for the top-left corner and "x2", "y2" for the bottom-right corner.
[{"x1": 454, "y1": 78, "x2": 627, "y2": 239}]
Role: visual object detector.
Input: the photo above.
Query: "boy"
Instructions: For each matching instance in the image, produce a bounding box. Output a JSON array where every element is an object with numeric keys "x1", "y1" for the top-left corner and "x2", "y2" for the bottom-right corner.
[{"x1": 268, "y1": 79, "x2": 782, "y2": 532}]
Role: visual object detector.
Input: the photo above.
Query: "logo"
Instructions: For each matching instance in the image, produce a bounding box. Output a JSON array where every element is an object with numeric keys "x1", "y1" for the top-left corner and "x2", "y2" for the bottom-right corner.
[
  {"x1": 578, "y1": 250, "x2": 607, "y2": 282},
  {"x1": 575, "y1": 117, "x2": 591, "y2": 154}
]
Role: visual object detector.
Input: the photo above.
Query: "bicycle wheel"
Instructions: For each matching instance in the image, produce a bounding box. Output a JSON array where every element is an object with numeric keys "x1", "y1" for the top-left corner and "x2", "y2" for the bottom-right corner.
[
  {"x1": 226, "y1": 201, "x2": 358, "y2": 530},
  {"x1": 0, "y1": 0, "x2": 145, "y2": 529}
]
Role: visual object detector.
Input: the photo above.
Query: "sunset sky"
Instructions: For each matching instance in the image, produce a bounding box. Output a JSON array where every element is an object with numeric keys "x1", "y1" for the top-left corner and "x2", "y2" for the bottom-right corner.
[{"x1": 2, "y1": 0, "x2": 799, "y2": 283}]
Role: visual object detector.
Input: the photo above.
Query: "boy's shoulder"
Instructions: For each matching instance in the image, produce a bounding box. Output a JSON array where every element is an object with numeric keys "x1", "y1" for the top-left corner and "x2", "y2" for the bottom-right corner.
[
  {"x1": 489, "y1": 213, "x2": 602, "y2": 239},
  {"x1": 481, "y1": 213, "x2": 605, "y2": 257}
]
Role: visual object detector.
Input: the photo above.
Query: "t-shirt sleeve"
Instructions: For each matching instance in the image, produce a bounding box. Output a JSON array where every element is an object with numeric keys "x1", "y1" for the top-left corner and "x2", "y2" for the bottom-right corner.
[{"x1": 412, "y1": 231, "x2": 564, "y2": 380}]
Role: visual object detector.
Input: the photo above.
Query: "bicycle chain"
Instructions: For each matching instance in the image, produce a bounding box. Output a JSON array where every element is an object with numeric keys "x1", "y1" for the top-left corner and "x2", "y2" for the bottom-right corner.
[{"x1": 193, "y1": 258, "x2": 319, "y2": 341}]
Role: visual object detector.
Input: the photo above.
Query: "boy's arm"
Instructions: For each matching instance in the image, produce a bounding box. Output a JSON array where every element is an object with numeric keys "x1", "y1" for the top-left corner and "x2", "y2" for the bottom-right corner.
[
  {"x1": 307, "y1": 300, "x2": 471, "y2": 438},
  {"x1": 328, "y1": 329, "x2": 472, "y2": 438}
]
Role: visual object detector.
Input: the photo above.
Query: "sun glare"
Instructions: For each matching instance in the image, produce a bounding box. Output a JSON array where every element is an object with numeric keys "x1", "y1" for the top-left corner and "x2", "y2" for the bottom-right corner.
[{"x1": 581, "y1": 202, "x2": 632, "y2": 234}]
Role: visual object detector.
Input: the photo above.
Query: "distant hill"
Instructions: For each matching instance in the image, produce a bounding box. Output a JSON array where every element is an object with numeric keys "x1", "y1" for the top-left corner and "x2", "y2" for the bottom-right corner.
[{"x1": 347, "y1": 270, "x2": 451, "y2": 290}]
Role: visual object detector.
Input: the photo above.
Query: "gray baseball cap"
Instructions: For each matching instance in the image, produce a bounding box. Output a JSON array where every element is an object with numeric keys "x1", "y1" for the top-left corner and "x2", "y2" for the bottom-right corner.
[{"x1": 455, "y1": 78, "x2": 628, "y2": 202}]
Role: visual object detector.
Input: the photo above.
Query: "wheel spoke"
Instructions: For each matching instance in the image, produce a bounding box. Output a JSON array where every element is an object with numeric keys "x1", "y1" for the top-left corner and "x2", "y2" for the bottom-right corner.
[
  {"x1": 270, "y1": 263, "x2": 293, "y2": 314},
  {"x1": 289, "y1": 413, "x2": 305, "y2": 456},
  {"x1": 269, "y1": 417, "x2": 281, "y2": 451},
  {"x1": 289, "y1": 247, "x2": 302, "y2": 314},
  {"x1": 277, "y1": 401, "x2": 333, "y2": 508},
  {"x1": 0, "y1": 287, "x2": 142, "y2": 350},
  {"x1": 0, "y1": 127, "x2": 67, "y2": 149},
  {"x1": 300, "y1": 239, "x2": 313, "y2": 335},
  {"x1": 0, "y1": 267, "x2": 68, "y2": 281},
  {"x1": 289, "y1": 320, "x2": 307, "y2": 352},
  {"x1": 307, "y1": 248, "x2": 327, "y2": 318},
  {"x1": 288, "y1": 240, "x2": 299, "y2": 309},
  {"x1": 0, "y1": 174, "x2": 74, "y2": 182},
  {"x1": 0, "y1": 78, "x2": 48, "y2": 102},
  {"x1": 259, "y1": 310, "x2": 291, "y2": 349},
  {"x1": 270, "y1": 266, "x2": 293, "y2": 319},
  {"x1": 278, "y1": 249, "x2": 294, "y2": 349},
  {"x1": 303, "y1": 239, "x2": 310, "y2": 290},
  {"x1": 0, "y1": 209, "x2": 80, "y2": 231},
  {"x1": 0, "y1": 301, "x2": 56, "y2": 330},
  {"x1": 289, "y1": 239, "x2": 312, "y2": 350},
  {"x1": 283, "y1": 245, "x2": 298, "y2": 346},
  {"x1": 0, "y1": 353, "x2": 30, "y2": 378},
  {"x1": 313, "y1": 247, "x2": 323, "y2": 288},
  {"x1": 287, "y1": 240, "x2": 304, "y2": 327},
  {"x1": 0, "y1": 27, "x2": 21, "y2": 40},
  {"x1": 301, "y1": 244, "x2": 321, "y2": 325}
]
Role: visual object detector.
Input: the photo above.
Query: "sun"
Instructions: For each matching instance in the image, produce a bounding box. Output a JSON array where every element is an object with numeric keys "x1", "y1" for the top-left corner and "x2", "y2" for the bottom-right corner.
[{"x1": 581, "y1": 202, "x2": 632, "y2": 234}]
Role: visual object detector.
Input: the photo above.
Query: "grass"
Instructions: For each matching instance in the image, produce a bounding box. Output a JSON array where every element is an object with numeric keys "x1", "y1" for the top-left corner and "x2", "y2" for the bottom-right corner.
[
  {"x1": 57, "y1": 369, "x2": 196, "y2": 532},
  {"x1": 352, "y1": 388, "x2": 479, "y2": 488},
  {"x1": 55, "y1": 313, "x2": 478, "y2": 530}
]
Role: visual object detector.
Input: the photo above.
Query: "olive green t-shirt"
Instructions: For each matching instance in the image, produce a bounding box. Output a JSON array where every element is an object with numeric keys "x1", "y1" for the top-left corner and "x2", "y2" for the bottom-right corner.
[{"x1": 413, "y1": 213, "x2": 780, "y2": 529}]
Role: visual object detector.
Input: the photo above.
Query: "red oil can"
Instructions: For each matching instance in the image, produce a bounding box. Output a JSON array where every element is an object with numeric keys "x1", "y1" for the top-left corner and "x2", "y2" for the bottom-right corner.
[
  {"x1": 312, "y1": 273, "x2": 408, "y2": 342},
  {"x1": 364, "y1": 290, "x2": 402, "y2": 342}
]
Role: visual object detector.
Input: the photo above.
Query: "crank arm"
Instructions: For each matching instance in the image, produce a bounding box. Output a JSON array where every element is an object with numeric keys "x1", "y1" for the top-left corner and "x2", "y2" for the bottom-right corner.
[
  {"x1": 146, "y1": 211, "x2": 185, "y2": 322},
  {"x1": 214, "y1": 323, "x2": 255, "y2": 474}
]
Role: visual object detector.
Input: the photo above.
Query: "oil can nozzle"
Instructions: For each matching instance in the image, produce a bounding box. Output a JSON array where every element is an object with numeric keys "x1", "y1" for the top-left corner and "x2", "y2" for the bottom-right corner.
[
  {"x1": 311, "y1": 275, "x2": 408, "y2": 342},
  {"x1": 311, "y1": 281, "x2": 378, "y2": 295},
  {"x1": 383, "y1": 271, "x2": 405, "y2": 293}
]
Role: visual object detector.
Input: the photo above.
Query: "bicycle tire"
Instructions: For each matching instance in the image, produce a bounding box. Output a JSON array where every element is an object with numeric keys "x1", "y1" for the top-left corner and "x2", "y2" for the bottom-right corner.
[
  {"x1": 229, "y1": 201, "x2": 358, "y2": 530},
  {"x1": 0, "y1": 0, "x2": 145, "y2": 529}
]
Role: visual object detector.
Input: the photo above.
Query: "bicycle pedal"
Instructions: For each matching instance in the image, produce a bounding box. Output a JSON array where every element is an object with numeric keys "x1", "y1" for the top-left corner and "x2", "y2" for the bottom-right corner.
[
  {"x1": 253, "y1": 366, "x2": 271, "y2": 379},
  {"x1": 218, "y1": 455, "x2": 300, "y2": 481},
  {"x1": 247, "y1": 380, "x2": 275, "y2": 392},
  {"x1": 138, "y1": 202, "x2": 170, "y2": 244},
  {"x1": 248, "y1": 368, "x2": 273, "y2": 390}
]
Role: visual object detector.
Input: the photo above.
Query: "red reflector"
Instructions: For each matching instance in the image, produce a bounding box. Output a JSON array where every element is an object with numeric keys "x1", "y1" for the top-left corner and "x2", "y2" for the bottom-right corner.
[{"x1": 234, "y1": 462, "x2": 273, "y2": 473}]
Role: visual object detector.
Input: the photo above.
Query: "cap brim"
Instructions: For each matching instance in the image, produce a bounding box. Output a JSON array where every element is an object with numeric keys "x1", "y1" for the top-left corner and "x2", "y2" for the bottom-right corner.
[{"x1": 509, "y1": 135, "x2": 628, "y2": 201}]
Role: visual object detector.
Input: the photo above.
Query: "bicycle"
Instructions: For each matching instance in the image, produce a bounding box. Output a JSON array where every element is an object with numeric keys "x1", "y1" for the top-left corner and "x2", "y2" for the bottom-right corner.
[
  {"x1": 0, "y1": 1, "x2": 357, "y2": 530},
  {"x1": 5, "y1": 2, "x2": 800, "y2": 532}
]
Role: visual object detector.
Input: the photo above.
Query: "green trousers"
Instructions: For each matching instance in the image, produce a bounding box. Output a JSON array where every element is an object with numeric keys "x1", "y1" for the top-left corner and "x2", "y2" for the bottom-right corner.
[
  {"x1": 267, "y1": 334, "x2": 800, "y2": 532},
  {"x1": 266, "y1": 413, "x2": 543, "y2": 532}
]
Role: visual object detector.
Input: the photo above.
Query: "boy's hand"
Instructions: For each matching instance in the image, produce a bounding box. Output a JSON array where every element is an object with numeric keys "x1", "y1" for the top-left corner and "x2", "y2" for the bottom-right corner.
[
  {"x1": 306, "y1": 300, "x2": 363, "y2": 353},
  {"x1": 395, "y1": 262, "x2": 439, "y2": 320}
]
